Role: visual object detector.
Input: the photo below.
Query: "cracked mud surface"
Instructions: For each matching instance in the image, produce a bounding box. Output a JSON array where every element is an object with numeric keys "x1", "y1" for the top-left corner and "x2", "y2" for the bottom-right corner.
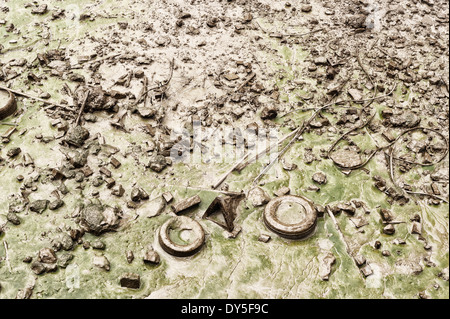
[{"x1": 0, "y1": 0, "x2": 449, "y2": 299}]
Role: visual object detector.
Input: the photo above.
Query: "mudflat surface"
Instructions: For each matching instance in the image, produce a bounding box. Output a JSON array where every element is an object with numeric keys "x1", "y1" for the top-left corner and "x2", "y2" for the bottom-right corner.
[{"x1": 0, "y1": 0, "x2": 449, "y2": 299}]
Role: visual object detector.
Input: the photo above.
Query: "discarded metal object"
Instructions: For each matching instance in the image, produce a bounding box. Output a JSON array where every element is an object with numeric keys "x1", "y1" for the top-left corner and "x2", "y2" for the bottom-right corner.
[
  {"x1": 0, "y1": 88, "x2": 17, "y2": 120},
  {"x1": 158, "y1": 216, "x2": 205, "y2": 257},
  {"x1": 263, "y1": 195, "x2": 317, "y2": 240},
  {"x1": 202, "y1": 194, "x2": 244, "y2": 232}
]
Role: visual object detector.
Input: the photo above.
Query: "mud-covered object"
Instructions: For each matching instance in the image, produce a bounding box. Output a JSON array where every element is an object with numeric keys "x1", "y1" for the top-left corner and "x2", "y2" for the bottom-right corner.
[
  {"x1": 79, "y1": 204, "x2": 121, "y2": 235},
  {"x1": 203, "y1": 194, "x2": 244, "y2": 232},
  {"x1": 263, "y1": 195, "x2": 318, "y2": 240},
  {"x1": 148, "y1": 154, "x2": 167, "y2": 172},
  {"x1": 0, "y1": 88, "x2": 17, "y2": 120},
  {"x1": 75, "y1": 86, "x2": 117, "y2": 111},
  {"x1": 29, "y1": 200, "x2": 49, "y2": 214},
  {"x1": 159, "y1": 216, "x2": 205, "y2": 257},
  {"x1": 329, "y1": 149, "x2": 362, "y2": 168},
  {"x1": 65, "y1": 126, "x2": 90, "y2": 148},
  {"x1": 389, "y1": 111, "x2": 421, "y2": 128}
]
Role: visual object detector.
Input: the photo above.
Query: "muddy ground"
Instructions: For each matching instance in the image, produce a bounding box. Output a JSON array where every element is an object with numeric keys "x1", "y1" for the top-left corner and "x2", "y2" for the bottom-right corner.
[{"x1": 0, "y1": 0, "x2": 449, "y2": 299}]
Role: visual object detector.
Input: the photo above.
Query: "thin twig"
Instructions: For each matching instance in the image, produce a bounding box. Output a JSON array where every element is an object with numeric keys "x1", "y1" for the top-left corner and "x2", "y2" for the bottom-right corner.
[
  {"x1": 280, "y1": 83, "x2": 397, "y2": 118},
  {"x1": 75, "y1": 90, "x2": 90, "y2": 126},
  {"x1": 0, "y1": 85, "x2": 74, "y2": 111},
  {"x1": 252, "y1": 122, "x2": 305, "y2": 185}
]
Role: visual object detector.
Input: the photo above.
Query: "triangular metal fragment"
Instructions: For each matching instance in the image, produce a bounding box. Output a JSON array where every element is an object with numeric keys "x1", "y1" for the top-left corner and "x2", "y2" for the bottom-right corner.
[{"x1": 202, "y1": 194, "x2": 244, "y2": 232}]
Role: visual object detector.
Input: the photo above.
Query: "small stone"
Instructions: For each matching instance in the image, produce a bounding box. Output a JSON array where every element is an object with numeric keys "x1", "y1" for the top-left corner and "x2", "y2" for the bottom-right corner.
[
  {"x1": 335, "y1": 203, "x2": 356, "y2": 215},
  {"x1": 138, "y1": 107, "x2": 157, "y2": 118},
  {"x1": 383, "y1": 224, "x2": 396, "y2": 235},
  {"x1": 379, "y1": 208, "x2": 394, "y2": 222},
  {"x1": 315, "y1": 205, "x2": 326, "y2": 218},
  {"x1": 31, "y1": 261, "x2": 46, "y2": 275},
  {"x1": 57, "y1": 253, "x2": 74, "y2": 268},
  {"x1": 411, "y1": 222, "x2": 422, "y2": 235},
  {"x1": 248, "y1": 187, "x2": 271, "y2": 207},
  {"x1": 93, "y1": 255, "x2": 110, "y2": 271},
  {"x1": 307, "y1": 185, "x2": 320, "y2": 192},
  {"x1": 258, "y1": 234, "x2": 271, "y2": 243},
  {"x1": 260, "y1": 107, "x2": 278, "y2": 120},
  {"x1": 360, "y1": 264, "x2": 373, "y2": 277},
  {"x1": 38, "y1": 248, "x2": 57, "y2": 264},
  {"x1": 148, "y1": 154, "x2": 167, "y2": 172},
  {"x1": 31, "y1": 4, "x2": 48, "y2": 15},
  {"x1": 282, "y1": 160, "x2": 297, "y2": 171},
  {"x1": 389, "y1": 111, "x2": 421, "y2": 128},
  {"x1": 127, "y1": 201, "x2": 138, "y2": 209},
  {"x1": 134, "y1": 70, "x2": 145, "y2": 78},
  {"x1": 7, "y1": 147, "x2": 21, "y2": 158},
  {"x1": 312, "y1": 172, "x2": 327, "y2": 184},
  {"x1": 162, "y1": 192, "x2": 174, "y2": 203},
  {"x1": 92, "y1": 240, "x2": 106, "y2": 250},
  {"x1": 348, "y1": 89, "x2": 363, "y2": 101},
  {"x1": 120, "y1": 273, "x2": 140, "y2": 289},
  {"x1": 374, "y1": 241, "x2": 382, "y2": 249},
  {"x1": 126, "y1": 250, "x2": 134, "y2": 264},
  {"x1": 393, "y1": 238, "x2": 406, "y2": 245},
  {"x1": 131, "y1": 188, "x2": 141, "y2": 202},
  {"x1": 382, "y1": 250, "x2": 391, "y2": 257},
  {"x1": 301, "y1": 4, "x2": 312, "y2": 12},
  {"x1": 49, "y1": 199, "x2": 64, "y2": 210},
  {"x1": 112, "y1": 184, "x2": 125, "y2": 197},
  {"x1": 59, "y1": 233, "x2": 74, "y2": 251},
  {"x1": 7, "y1": 212, "x2": 20, "y2": 225},
  {"x1": 79, "y1": 204, "x2": 120, "y2": 235},
  {"x1": 23, "y1": 256, "x2": 33, "y2": 263},
  {"x1": 65, "y1": 126, "x2": 90, "y2": 148},
  {"x1": 143, "y1": 248, "x2": 160, "y2": 265},
  {"x1": 354, "y1": 254, "x2": 366, "y2": 267}
]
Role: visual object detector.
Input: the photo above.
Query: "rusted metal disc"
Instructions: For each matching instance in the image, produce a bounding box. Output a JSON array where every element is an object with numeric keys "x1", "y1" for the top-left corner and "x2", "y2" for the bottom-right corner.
[
  {"x1": 159, "y1": 216, "x2": 205, "y2": 257},
  {"x1": 263, "y1": 195, "x2": 317, "y2": 240},
  {"x1": 0, "y1": 88, "x2": 17, "y2": 120}
]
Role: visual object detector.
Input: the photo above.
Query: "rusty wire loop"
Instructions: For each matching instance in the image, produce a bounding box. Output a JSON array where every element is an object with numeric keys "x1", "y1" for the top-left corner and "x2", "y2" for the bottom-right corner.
[{"x1": 388, "y1": 127, "x2": 449, "y2": 204}]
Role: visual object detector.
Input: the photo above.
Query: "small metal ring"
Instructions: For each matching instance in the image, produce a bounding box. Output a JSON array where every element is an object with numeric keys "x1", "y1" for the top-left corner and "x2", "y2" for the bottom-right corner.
[
  {"x1": 159, "y1": 216, "x2": 205, "y2": 257},
  {"x1": 263, "y1": 195, "x2": 317, "y2": 240}
]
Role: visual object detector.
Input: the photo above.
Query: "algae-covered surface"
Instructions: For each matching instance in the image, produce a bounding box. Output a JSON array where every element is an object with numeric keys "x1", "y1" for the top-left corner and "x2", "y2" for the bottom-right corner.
[{"x1": 0, "y1": 0, "x2": 449, "y2": 299}]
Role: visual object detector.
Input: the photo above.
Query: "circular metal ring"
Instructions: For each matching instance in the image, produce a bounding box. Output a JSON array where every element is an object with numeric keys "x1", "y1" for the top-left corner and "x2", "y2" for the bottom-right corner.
[
  {"x1": 263, "y1": 195, "x2": 317, "y2": 240},
  {"x1": 159, "y1": 216, "x2": 205, "y2": 257},
  {"x1": 0, "y1": 88, "x2": 17, "y2": 120}
]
